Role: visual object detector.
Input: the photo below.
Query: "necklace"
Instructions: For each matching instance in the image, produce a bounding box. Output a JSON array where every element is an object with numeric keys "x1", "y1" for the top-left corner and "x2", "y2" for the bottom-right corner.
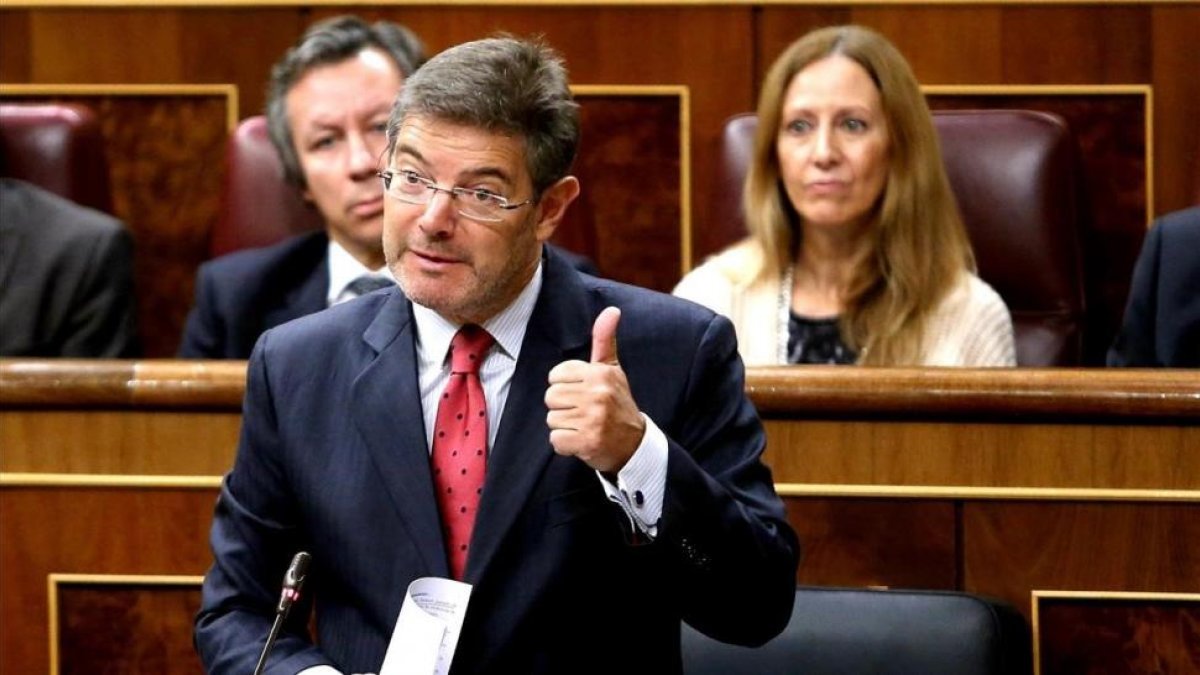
[{"x1": 776, "y1": 264, "x2": 794, "y2": 364}]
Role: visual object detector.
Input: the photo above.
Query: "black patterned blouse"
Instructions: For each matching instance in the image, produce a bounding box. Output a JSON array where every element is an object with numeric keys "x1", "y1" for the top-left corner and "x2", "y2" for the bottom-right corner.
[{"x1": 786, "y1": 313, "x2": 858, "y2": 365}]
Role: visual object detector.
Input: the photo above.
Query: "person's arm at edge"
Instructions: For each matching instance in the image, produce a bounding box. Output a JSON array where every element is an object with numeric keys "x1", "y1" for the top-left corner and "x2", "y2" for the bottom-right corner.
[{"x1": 655, "y1": 311, "x2": 800, "y2": 646}]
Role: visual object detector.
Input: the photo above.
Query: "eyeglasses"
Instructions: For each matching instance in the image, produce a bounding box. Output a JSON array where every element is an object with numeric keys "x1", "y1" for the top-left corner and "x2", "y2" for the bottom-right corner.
[{"x1": 378, "y1": 169, "x2": 535, "y2": 223}]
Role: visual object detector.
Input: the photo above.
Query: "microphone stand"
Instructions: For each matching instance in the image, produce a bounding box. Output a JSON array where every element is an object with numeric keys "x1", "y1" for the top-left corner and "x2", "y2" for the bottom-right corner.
[{"x1": 252, "y1": 552, "x2": 311, "y2": 675}]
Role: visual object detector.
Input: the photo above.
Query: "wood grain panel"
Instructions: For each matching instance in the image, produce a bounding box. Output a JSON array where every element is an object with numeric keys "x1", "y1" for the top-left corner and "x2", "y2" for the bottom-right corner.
[
  {"x1": 179, "y1": 9, "x2": 306, "y2": 119},
  {"x1": 566, "y1": 93, "x2": 683, "y2": 290},
  {"x1": 0, "y1": 487, "x2": 217, "y2": 674},
  {"x1": 29, "y1": 10, "x2": 185, "y2": 82},
  {"x1": 765, "y1": 420, "x2": 1199, "y2": 492},
  {"x1": 962, "y1": 502, "x2": 1200, "y2": 616},
  {"x1": 0, "y1": 11, "x2": 31, "y2": 83},
  {"x1": 999, "y1": 7, "x2": 1150, "y2": 84},
  {"x1": 1035, "y1": 594, "x2": 1200, "y2": 675},
  {"x1": 786, "y1": 497, "x2": 957, "y2": 589},
  {"x1": 1150, "y1": 7, "x2": 1200, "y2": 211},
  {"x1": 0, "y1": 410, "x2": 240, "y2": 474},
  {"x1": 848, "y1": 7, "x2": 1005, "y2": 84},
  {"x1": 56, "y1": 580, "x2": 204, "y2": 675}
]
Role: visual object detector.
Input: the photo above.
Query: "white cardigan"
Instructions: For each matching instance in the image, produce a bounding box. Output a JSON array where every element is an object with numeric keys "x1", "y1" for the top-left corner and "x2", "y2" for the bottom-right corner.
[{"x1": 673, "y1": 245, "x2": 1016, "y2": 367}]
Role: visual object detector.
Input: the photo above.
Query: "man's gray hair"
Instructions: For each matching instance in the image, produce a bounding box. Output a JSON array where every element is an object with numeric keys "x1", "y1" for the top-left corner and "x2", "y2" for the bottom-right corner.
[
  {"x1": 266, "y1": 15, "x2": 426, "y2": 189},
  {"x1": 386, "y1": 36, "x2": 580, "y2": 196}
]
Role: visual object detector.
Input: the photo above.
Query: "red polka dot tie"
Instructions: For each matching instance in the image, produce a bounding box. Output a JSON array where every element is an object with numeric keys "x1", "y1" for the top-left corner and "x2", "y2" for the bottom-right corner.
[{"x1": 431, "y1": 325, "x2": 494, "y2": 580}]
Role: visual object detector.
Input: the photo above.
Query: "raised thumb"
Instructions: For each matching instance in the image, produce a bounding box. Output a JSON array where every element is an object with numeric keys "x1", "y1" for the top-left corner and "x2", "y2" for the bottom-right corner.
[{"x1": 590, "y1": 306, "x2": 621, "y2": 364}]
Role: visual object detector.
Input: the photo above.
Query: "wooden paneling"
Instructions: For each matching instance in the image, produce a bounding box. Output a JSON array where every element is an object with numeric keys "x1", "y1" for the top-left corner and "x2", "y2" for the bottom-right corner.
[
  {"x1": 0, "y1": 10, "x2": 30, "y2": 82},
  {"x1": 0, "y1": 487, "x2": 217, "y2": 674},
  {"x1": 1150, "y1": 6, "x2": 1200, "y2": 209},
  {"x1": 55, "y1": 579, "x2": 204, "y2": 675},
  {"x1": 1034, "y1": 593, "x2": 1200, "y2": 675},
  {"x1": 562, "y1": 91, "x2": 685, "y2": 290},
  {"x1": 786, "y1": 498, "x2": 958, "y2": 590},
  {"x1": 963, "y1": 502, "x2": 1200, "y2": 615}
]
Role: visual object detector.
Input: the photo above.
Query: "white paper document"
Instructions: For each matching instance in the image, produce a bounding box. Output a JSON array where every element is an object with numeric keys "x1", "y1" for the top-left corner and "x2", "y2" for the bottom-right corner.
[{"x1": 380, "y1": 577, "x2": 473, "y2": 675}]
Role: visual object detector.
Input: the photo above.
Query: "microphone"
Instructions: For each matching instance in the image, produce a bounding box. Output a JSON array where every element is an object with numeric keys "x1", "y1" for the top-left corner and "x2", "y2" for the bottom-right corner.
[{"x1": 253, "y1": 551, "x2": 312, "y2": 675}]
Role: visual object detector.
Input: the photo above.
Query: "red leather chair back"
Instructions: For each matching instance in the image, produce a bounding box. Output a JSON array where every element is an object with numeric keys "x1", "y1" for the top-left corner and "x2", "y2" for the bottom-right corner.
[
  {"x1": 712, "y1": 110, "x2": 1087, "y2": 366},
  {"x1": 0, "y1": 102, "x2": 113, "y2": 213},
  {"x1": 209, "y1": 115, "x2": 323, "y2": 258}
]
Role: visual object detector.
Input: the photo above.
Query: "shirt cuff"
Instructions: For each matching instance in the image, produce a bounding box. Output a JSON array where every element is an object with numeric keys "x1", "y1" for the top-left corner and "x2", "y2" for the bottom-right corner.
[
  {"x1": 299, "y1": 667, "x2": 344, "y2": 675},
  {"x1": 597, "y1": 413, "x2": 667, "y2": 539}
]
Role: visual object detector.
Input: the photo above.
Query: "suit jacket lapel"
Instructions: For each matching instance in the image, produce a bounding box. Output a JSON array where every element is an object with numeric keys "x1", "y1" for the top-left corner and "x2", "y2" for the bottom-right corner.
[
  {"x1": 464, "y1": 253, "x2": 593, "y2": 583},
  {"x1": 350, "y1": 291, "x2": 448, "y2": 577}
]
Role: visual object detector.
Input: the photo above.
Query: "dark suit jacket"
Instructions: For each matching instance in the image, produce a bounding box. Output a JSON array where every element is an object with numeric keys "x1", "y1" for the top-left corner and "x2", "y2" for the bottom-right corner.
[
  {"x1": 178, "y1": 231, "x2": 600, "y2": 359},
  {"x1": 194, "y1": 249, "x2": 799, "y2": 674},
  {"x1": 0, "y1": 179, "x2": 139, "y2": 357},
  {"x1": 178, "y1": 230, "x2": 329, "y2": 359},
  {"x1": 1107, "y1": 206, "x2": 1200, "y2": 367}
]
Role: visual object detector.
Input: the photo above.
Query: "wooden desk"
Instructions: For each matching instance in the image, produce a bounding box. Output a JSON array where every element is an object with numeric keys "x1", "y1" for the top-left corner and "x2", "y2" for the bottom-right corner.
[{"x1": 2, "y1": 361, "x2": 1198, "y2": 674}]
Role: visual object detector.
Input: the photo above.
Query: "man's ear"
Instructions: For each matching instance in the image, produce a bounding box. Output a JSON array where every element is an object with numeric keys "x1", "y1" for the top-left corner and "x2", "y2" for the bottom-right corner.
[{"x1": 533, "y1": 176, "x2": 581, "y2": 242}]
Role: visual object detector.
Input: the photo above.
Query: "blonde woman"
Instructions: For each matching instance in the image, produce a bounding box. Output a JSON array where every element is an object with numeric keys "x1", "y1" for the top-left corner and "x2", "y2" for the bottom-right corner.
[{"x1": 675, "y1": 25, "x2": 1015, "y2": 366}]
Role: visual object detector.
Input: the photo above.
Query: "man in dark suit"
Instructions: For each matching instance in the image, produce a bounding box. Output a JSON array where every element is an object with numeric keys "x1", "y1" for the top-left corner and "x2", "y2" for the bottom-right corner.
[
  {"x1": 0, "y1": 178, "x2": 139, "y2": 357},
  {"x1": 194, "y1": 37, "x2": 799, "y2": 675},
  {"x1": 177, "y1": 16, "x2": 425, "y2": 359},
  {"x1": 1107, "y1": 206, "x2": 1200, "y2": 367}
]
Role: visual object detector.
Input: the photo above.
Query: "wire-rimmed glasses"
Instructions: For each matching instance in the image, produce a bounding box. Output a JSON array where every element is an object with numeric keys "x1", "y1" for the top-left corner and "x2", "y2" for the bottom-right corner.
[{"x1": 378, "y1": 169, "x2": 535, "y2": 223}]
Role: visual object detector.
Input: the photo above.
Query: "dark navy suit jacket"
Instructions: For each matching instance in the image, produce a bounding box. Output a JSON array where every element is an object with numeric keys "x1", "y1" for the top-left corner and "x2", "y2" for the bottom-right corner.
[
  {"x1": 178, "y1": 231, "x2": 600, "y2": 359},
  {"x1": 194, "y1": 249, "x2": 799, "y2": 674},
  {"x1": 1107, "y1": 206, "x2": 1200, "y2": 367}
]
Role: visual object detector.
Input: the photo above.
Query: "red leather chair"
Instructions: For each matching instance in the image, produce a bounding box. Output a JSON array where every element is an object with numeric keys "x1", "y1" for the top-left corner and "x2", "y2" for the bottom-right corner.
[
  {"x1": 712, "y1": 110, "x2": 1087, "y2": 367},
  {"x1": 0, "y1": 102, "x2": 112, "y2": 213},
  {"x1": 208, "y1": 115, "x2": 324, "y2": 258}
]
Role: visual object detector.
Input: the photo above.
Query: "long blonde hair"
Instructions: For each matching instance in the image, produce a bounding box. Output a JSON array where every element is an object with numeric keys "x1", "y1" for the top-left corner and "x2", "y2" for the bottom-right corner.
[{"x1": 743, "y1": 25, "x2": 974, "y2": 365}]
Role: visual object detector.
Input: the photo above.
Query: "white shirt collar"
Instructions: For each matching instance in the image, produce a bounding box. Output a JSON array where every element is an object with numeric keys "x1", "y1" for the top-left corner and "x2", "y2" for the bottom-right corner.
[
  {"x1": 411, "y1": 261, "x2": 543, "y2": 367},
  {"x1": 326, "y1": 239, "x2": 394, "y2": 306}
]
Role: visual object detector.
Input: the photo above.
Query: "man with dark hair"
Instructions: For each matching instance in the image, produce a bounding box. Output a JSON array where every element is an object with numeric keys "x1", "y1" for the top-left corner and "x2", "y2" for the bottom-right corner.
[
  {"x1": 195, "y1": 37, "x2": 798, "y2": 675},
  {"x1": 178, "y1": 15, "x2": 426, "y2": 359}
]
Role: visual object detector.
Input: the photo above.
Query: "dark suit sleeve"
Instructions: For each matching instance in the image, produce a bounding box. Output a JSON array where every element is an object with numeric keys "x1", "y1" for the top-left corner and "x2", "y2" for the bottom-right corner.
[
  {"x1": 1107, "y1": 222, "x2": 1163, "y2": 366},
  {"x1": 656, "y1": 312, "x2": 800, "y2": 646},
  {"x1": 179, "y1": 262, "x2": 227, "y2": 358},
  {"x1": 59, "y1": 223, "x2": 140, "y2": 358},
  {"x1": 194, "y1": 333, "x2": 333, "y2": 674}
]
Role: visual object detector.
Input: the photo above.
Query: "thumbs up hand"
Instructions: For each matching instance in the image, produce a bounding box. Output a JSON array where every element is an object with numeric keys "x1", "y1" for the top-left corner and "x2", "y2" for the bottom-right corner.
[{"x1": 546, "y1": 307, "x2": 646, "y2": 473}]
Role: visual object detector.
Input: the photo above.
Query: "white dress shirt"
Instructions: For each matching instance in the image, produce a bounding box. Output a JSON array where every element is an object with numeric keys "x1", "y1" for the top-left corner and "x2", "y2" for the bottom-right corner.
[{"x1": 326, "y1": 240, "x2": 395, "y2": 306}]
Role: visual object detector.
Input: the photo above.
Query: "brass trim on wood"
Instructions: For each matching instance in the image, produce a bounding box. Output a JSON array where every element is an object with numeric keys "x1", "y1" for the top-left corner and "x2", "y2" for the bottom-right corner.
[
  {"x1": 571, "y1": 84, "x2": 692, "y2": 276},
  {"x1": 0, "y1": 84, "x2": 240, "y2": 134},
  {"x1": 777, "y1": 483, "x2": 1200, "y2": 502},
  {"x1": 0, "y1": 359, "x2": 248, "y2": 409},
  {"x1": 1030, "y1": 589, "x2": 1200, "y2": 675},
  {"x1": 746, "y1": 366, "x2": 1200, "y2": 420},
  {"x1": 922, "y1": 84, "x2": 1155, "y2": 226},
  {"x1": 1, "y1": 472, "x2": 224, "y2": 488},
  {"x1": 47, "y1": 573, "x2": 205, "y2": 675},
  {"x1": 6, "y1": 474, "x2": 1198, "y2": 502}
]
